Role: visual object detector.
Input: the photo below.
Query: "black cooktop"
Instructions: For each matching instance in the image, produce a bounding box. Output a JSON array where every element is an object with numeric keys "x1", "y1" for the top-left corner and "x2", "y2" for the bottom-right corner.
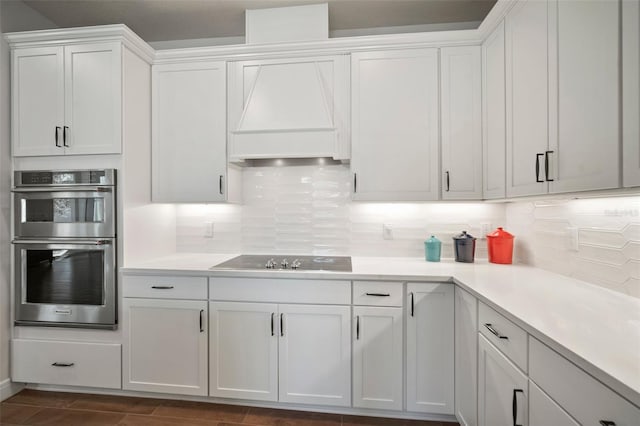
[{"x1": 211, "y1": 255, "x2": 352, "y2": 272}]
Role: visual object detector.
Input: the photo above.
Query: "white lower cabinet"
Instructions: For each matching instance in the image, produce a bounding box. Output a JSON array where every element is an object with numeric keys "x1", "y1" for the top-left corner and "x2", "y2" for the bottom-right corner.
[
  {"x1": 529, "y1": 380, "x2": 578, "y2": 426},
  {"x1": 478, "y1": 334, "x2": 528, "y2": 426},
  {"x1": 209, "y1": 302, "x2": 278, "y2": 401},
  {"x1": 209, "y1": 301, "x2": 351, "y2": 407},
  {"x1": 454, "y1": 287, "x2": 478, "y2": 426},
  {"x1": 352, "y1": 306, "x2": 403, "y2": 410},
  {"x1": 122, "y1": 298, "x2": 208, "y2": 396},
  {"x1": 406, "y1": 283, "x2": 454, "y2": 414}
]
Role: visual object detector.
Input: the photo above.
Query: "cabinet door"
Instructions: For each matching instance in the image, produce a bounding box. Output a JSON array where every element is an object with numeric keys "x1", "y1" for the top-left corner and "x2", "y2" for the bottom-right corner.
[
  {"x1": 351, "y1": 49, "x2": 439, "y2": 201},
  {"x1": 64, "y1": 43, "x2": 122, "y2": 155},
  {"x1": 153, "y1": 61, "x2": 228, "y2": 202},
  {"x1": 406, "y1": 283, "x2": 454, "y2": 414},
  {"x1": 12, "y1": 46, "x2": 64, "y2": 156},
  {"x1": 483, "y1": 21, "x2": 507, "y2": 200},
  {"x1": 529, "y1": 381, "x2": 579, "y2": 426},
  {"x1": 122, "y1": 298, "x2": 207, "y2": 396},
  {"x1": 478, "y1": 334, "x2": 528, "y2": 426},
  {"x1": 548, "y1": 0, "x2": 620, "y2": 193},
  {"x1": 505, "y1": 0, "x2": 549, "y2": 197},
  {"x1": 352, "y1": 306, "x2": 403, "y2": 411},
  {"x1": 455, "y1": 287, "x2": 478, "y2": 426},
  {"x1": 209, "y1": 302, "x2": 278, "y2": 401},
  {"x1": 278, "y1": 304, "x2": 350, "y2": 406},
  {"x1": 623, "y1": 0, "x2": 640, "y2": 187},
  {"x1": 441, "y1": 46, "x2": 482, "y2": 200}
]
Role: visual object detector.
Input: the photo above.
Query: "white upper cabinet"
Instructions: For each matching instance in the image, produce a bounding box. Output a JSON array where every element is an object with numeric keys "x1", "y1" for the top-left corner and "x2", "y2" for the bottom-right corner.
[
  {"x1": 548, "y1": 0, "x2": 620, "y2": 193},
  {"x1": 12, "y1": 42, "x2": 122, "y2": 156},
  {"x1": 482, "y1": 21, "x2": 507, "y2": 200},
  {"x1": 227, "y1": 55, "x2": 349, "y2": 162},
  {"x1": 623, "y1": 0, "x2": 640, "y2": 187},
  {"x1": 351, "y1": 49, "x2": 439, "y2": 201},
  {"x1": 152, "y1": 60, "x2": 240, "y2": 203},
  {"x1": 440, "y1": 46, "x2": 482, "y2": 200},
  {"x1": 505, "y1": 0, "x2": 550, "y2": 197}
]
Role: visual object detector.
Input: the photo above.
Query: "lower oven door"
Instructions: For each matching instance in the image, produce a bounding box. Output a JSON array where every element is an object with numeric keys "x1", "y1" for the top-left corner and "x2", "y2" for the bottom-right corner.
[{"x1": 13, "y1": 238, "x2": 116, "y2": 329}]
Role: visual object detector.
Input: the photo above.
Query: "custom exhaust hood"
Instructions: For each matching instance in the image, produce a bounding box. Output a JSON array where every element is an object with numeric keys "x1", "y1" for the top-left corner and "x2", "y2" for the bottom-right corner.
[{"x1": 227, "y1": 4, "x2": 350, "y2": 164}]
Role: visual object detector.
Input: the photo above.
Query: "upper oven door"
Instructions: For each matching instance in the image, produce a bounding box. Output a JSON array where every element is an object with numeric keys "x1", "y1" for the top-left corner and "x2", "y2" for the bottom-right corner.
[{"x1": 13, "y1": 187, "x2": 115, "y2": 238}]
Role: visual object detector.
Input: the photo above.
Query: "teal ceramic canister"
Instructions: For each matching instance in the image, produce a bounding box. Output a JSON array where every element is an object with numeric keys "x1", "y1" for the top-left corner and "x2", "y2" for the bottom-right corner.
[{"x1": 424, "y1": 235, "x2": 442, "y2": 262}]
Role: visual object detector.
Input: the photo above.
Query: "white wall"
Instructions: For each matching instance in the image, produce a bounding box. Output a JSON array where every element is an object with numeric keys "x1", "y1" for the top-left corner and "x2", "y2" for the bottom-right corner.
[{"x1": 0, "y1": 0, "x2": 57, "y2": 397}]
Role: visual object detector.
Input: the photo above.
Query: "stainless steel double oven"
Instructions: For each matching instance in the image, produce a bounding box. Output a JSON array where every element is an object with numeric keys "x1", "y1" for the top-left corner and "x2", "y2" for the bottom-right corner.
[{"x1": 12, "y1": 169, "x2": 117, "y2": 329}]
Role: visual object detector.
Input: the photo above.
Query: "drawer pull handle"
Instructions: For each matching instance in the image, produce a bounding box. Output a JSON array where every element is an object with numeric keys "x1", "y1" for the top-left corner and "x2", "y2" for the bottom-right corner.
[
  {"x1": 271, "y1": 312, "x2": 275, "y2": 336},
  {"x1": 365, "y1": 292, "x2": 390, "y2": 297},
  {"x1": 51, "y1": 362, "x2": 74, "y2": 367},
  {"x1": 485, "y1": 323, "x2": 509, "y2": 340},
  {"x1": 151, "y1": 286, "x2": 174, "y2": 290},
  {"x1": 356, "y1": 315, "x2": 360, "y2": 340},
  {"x1": 599, "y1": 422, "x2": 616, "y2": 426},
  {"x1": 512, "y1": 389, "x2": 524, "y2": 426}
]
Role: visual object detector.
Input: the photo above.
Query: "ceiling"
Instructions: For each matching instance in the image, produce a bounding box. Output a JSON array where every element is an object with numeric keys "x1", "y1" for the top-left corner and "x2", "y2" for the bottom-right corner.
[{"x1": 20, "y1": 0, "x2": 497, "y2": 42}]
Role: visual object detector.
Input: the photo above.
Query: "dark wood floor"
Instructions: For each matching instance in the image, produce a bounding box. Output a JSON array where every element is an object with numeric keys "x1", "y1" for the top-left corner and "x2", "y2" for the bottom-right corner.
[{"x1": 1, "y1": 390, "x2": 459, "y2": 426}]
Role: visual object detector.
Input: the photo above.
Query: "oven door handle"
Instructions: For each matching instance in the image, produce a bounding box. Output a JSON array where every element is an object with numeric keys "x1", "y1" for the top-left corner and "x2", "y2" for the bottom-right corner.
[
  {"x1": 12, "y1": 186, "x2": 112, "y2": 193},
  {"x1": 12, "y1": 239, "x2": 112, "y2": 245}
]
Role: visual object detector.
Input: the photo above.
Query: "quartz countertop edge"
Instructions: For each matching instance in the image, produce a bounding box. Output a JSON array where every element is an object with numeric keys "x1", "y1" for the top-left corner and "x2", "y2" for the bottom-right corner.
[{"x1": 121, "y1": 253, "x2": 640, "y2": 408}]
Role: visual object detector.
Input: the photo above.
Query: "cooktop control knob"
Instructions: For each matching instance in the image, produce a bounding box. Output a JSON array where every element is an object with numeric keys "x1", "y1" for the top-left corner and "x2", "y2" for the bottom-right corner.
[
  {"x1": 281, "y1": 259, "x2": 289, "y2": 269},
  {"x1": 291, "y1": 259, "x2": 302, "y2": 269},
  {"x1": 265, "y1": 258, "x2": 276, "y2": 269}
]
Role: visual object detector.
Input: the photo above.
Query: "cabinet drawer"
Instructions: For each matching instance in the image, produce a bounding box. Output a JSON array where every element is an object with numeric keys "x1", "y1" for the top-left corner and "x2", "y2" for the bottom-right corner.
[
  {"x1": 210, "y1": 278, "x2": 350, "y2": 304},
  {"x1": 122, "y1": 275, "x2": 207, "y2": 299},
  {"x1": 478, "y1": 302, "x2": 527, "y2": 372},
  {"x1": 11, "y1": 339, "x2": 121, "y2": 389},
  {"x1": 529, "y1": 337, "x2": 640, "y2": 426},
  {"x1": 353, "y1": 281, "x2": 403, "y2": 306}
]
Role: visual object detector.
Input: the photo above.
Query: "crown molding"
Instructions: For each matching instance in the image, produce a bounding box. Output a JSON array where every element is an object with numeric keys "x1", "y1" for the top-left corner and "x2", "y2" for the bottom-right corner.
[
  {"x1": 477, "y1": 0, "x2": 517, "y2": 40},
  {"x1": 4, "y1": 24, "x2": 155, "y2": 63}
]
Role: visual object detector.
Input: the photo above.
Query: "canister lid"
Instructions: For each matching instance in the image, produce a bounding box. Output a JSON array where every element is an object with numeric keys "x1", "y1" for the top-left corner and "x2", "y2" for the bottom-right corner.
[
  {"x1": 425, "y1": 235, "x2": 441, "y2": 244},
  {"x1": 453, "y1": 230, "x2": 476, "y2": 240},
  {"x1": 487, "y1": 227, "x2": 514, "y2": 239}
]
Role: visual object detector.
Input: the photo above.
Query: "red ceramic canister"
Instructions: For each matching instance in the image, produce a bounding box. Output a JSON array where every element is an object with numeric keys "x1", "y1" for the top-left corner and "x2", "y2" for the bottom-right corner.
[{"x1": 486, "y1": 227, "x2": 514, "y2": 264}]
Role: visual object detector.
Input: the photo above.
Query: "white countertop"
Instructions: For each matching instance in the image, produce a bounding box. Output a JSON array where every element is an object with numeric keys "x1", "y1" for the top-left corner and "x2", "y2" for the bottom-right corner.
[{"x1": 122, "y1": 254, "x2": 640, "y2": 407}]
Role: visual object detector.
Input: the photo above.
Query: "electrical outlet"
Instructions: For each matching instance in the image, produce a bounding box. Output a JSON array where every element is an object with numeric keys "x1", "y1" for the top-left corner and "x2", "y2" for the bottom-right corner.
[
  {"x1": 567, "y1": 227, "x2": 579, "y2": 251},
  {"x1": 204, "y1": 221, "x2": 214, "y2": 238},
  {"x1": 383, "y1": 223, "x2": 393, "y2": 240}
]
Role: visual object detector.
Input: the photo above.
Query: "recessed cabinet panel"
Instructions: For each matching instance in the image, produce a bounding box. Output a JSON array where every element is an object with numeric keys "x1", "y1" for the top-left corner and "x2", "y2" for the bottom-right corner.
[
  {"x1": 441, "y1": 46, "x2": 482, "y2": 200},
  {"x1": 505, "y1": 0, "x2": 549, "y2": 197},
  {"x1": 482, "y1": 21, "x2": 507, "y2": 199},
  {"x1": 406, "y1": 283, "x2": 454, "y2": 414},
  {"x1": 209, "y1": 302, "x2": 278, "y2": 401},
  {"x1": 64, "y1": 43, "x2": 122, "y2": 155},
  {"x1": 623, "y1": 0, "x2": 640, "y2": 188},
  {"x1": 152, "y1": 61, "x2": 228, "y2": 202},
  {"x1": 548, "y1": 0, "x2": 620, "y2": 193},
  {"x1": 12, "y1": 47, "x2": 64, "y2": 156},
  {"x1": 278, "y1": 304, "x2": 351, "y2": 406},
  {"x1": 352, "y1": 306, "x2": 403, "y2": 410},
  {"x1": 351, "y1": 49, "x2": 439, "y2": 201},
  {"x1": 455, "y1": 287, "x2": 478, "y2": 426}
]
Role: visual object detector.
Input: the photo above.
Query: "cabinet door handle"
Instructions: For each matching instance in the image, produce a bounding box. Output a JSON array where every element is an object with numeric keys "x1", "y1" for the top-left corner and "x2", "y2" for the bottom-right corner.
[
  {"x1": 535, "y1": 153, "x2": 544, "y2": 182},
  {"x1": 545, "y1": 150, "x2": 554, "y2": 181},
  {"x1": 55, "y1": 126, "x2": 61, "y2": 147},
  {"x1": 484, "y1": 323, "x2": 509, "y2": 340},
  {"x1": 51, "y1": 362, "x2": 74, "y2": 367},
  {"x1": 280, "y1": 313, "x2": 285, "y2": 337},
  {"x1": 356, "y1": 315, "x2": 360, "y2": 340},
  {"x1": 219, "y1": 175, "x2": 224, "y2": 195},
  {"x1": 151, "y1": 285, "x2": 174, "y2": 290},
  {"x1": 199, "y1": 309, "x2": 204, "y2": 332},
  {"x1": 512, "y1": 389, "x2": 524, "y2": 426},
  {"x1": 365, "y1": 292, "x2": 390, "y2": 297},
  {"x1": 445, "y1": 171, "x2": 450, "y2": 192},
  {"x1": 599, "y1": 421, "x2": 616, "y2": 426},
  {"x1": 353, "y1": 173, "x2": 357, "y2": 193},
  {"x1": 271, "y1": 312, "x2": 275, "y2": 336},
  {"x1": 63, "y1": 126, "x2": 69, "y2": 147},
  {"x1": 410, "y1": 292, "x2": 414, "y2": 317}
]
